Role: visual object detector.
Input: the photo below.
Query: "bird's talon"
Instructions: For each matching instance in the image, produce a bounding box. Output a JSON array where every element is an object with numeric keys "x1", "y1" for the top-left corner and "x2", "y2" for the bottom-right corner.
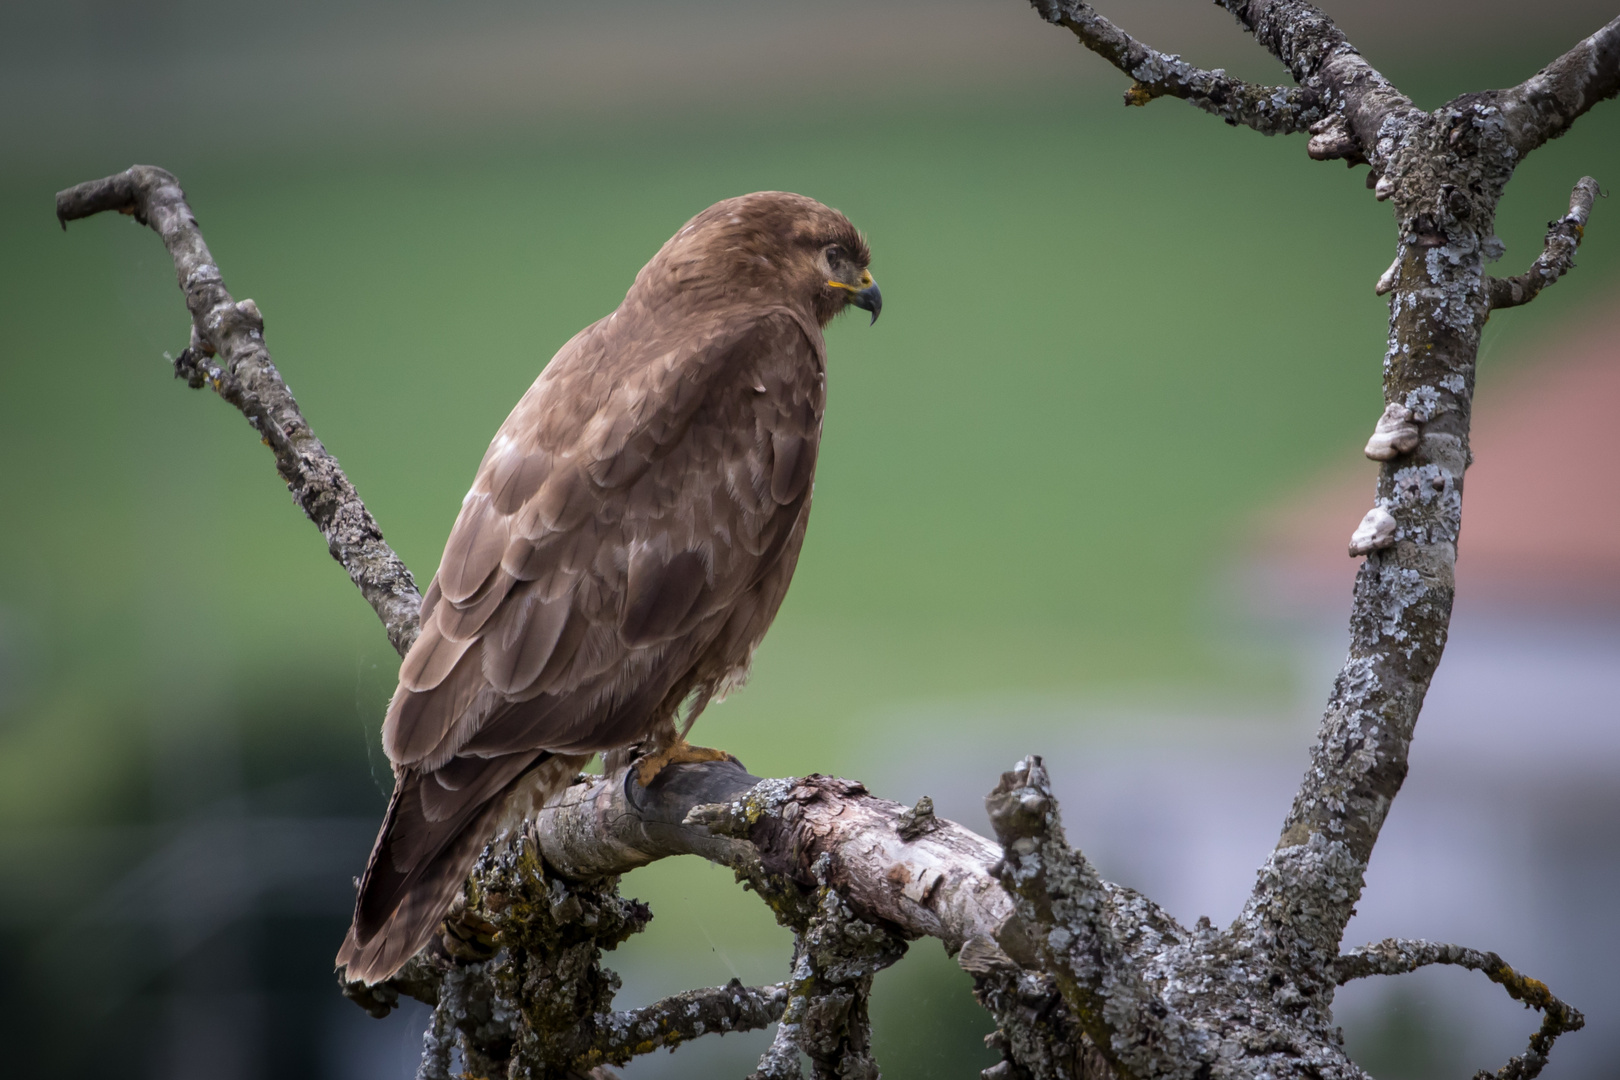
[{"x1": 634, "y1": 740, "x2": 737, "y2": 787}]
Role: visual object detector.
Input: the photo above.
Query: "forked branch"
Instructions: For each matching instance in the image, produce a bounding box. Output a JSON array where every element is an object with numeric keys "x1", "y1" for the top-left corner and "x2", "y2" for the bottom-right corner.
[
  {"x1": 1212, "y1": 0, "x2": 1416, "y2": 162},
  {"x1": 55, "y1": 167, "x2": 423, "y2": 657}
]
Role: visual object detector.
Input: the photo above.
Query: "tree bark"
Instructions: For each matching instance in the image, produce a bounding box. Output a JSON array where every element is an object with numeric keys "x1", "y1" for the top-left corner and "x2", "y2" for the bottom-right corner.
[{"x1": 56, "y1": 2, "x2": 1617, "y2": 1075}]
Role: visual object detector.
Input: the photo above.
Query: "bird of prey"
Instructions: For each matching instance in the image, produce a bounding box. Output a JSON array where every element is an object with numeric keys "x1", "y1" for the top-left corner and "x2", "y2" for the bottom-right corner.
[{"x1": 337, "y1": 192, "x2": 880, "y2": 984}]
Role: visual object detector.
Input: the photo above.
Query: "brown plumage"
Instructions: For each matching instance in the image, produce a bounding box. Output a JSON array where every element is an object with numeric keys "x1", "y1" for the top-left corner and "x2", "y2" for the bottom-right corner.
[{"x1": 337, "y1": 192, "x2": 879, "y2": 984}]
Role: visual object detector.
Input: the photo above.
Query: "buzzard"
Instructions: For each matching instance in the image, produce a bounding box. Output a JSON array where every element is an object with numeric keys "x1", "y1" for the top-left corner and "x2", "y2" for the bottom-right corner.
[{"x1": 338, "y1": 192, "x2": 880, "y2": 984}]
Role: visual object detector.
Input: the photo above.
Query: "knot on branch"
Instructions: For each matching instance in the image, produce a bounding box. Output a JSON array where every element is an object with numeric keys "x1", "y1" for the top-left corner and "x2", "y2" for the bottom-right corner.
[{"x1": 896, "y1": 796, "x2": 942, "y2": 841}]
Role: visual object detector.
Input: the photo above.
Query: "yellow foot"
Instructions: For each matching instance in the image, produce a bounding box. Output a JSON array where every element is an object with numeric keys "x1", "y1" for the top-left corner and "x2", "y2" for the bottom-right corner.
[{"x1": 635, "y1": 738, "x2": 737, "y2": 787}]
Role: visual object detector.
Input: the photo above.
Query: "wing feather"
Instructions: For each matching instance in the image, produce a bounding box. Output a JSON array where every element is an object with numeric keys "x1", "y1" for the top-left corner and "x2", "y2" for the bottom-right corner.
[
  {"x1": 436, "y1": 568, "x2": 516, "y2": 642},
  {"x1": 621, "y1": 549, "x2": 708, "y2": 646},
  {"x1": 398, "y1": 616, "x2": 476, "y2": 692},
  {"x1": 437, "y1": 493, "x2": 511, "y2": 604},
  {"x1": 482, "y1": 582, "x2": 573, "y2": 694},
  {"x1": 385, "y1": 647, "x2": 488, "y2": 765},
  {"x1": 352, "y1": 305, "x2": 829, "y2": 983}
]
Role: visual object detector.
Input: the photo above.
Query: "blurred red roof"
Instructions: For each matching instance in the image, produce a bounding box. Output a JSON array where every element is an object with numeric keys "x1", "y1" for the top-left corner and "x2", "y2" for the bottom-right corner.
[{"x1": 1255, "y1": 308, "x2": 1620, "y2": 610}]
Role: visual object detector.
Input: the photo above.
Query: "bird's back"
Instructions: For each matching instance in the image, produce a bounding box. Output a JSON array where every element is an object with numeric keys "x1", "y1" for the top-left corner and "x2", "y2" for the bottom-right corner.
[{"x1": 338, "y1": 285, "x2": 827, "y2": 985}]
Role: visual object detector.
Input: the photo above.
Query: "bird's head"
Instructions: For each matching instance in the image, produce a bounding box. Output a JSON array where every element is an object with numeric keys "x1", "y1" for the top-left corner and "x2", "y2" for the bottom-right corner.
[{"x1": 652, "y1": 192, "x2": 880, "y2": 328}]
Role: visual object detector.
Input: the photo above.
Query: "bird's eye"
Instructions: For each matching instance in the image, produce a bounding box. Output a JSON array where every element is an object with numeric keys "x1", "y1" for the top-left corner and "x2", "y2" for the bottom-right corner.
[{"x1": 825, "y1": 245, "x2": 842, "y2": 265}]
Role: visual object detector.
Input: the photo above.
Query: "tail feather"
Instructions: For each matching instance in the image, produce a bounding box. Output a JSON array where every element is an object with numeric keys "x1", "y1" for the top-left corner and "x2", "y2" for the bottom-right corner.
[{"x1": 339, "y1": 751, "x2": 581, "y2": 986}]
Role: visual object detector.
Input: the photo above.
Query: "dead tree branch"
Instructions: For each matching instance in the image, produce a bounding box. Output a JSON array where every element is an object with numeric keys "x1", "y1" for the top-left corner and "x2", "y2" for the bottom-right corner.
[
  {"x1": 55, "y1": 167, "x2": 423, "y2": 657},
  {"x1": 62, "y1": 0, "x2": 1615, "y2": 1071},
  {"x1": 1030, "y1": 0, "x2": 1322, "y2": 134},
  {"x1": 987, "y1": 758, "x2": 1210, "y2": 1079},
  {"x1": 535, "y1": 762, "x2": 1020, "y2": 957},
  {"x1": 1495, "y1": 15, "x2": 1620, "y2": 157},
  {"x1": 1017, "y1": 0, "x2": 1609, "y2": 1076},
  {"x1": 1335, "y1": 939, "x2": 1584, "y2": 1080},
  {"x1": 1487, "y1": 176, "x2": 1602, "y2": 309},
  {"x1": 1213, "y1": 0, "x2": 1417, "y2": 170}
]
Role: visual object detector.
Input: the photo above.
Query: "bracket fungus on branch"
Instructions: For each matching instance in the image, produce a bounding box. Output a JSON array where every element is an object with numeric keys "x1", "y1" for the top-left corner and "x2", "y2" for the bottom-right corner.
[
  {"x1": 1363, "y1": 402, "x2": 1422, "y2": 460},
  {"x1": 1348, "y1": 505, "x2": 1398, "y2": 556},
  {"x1": 1373, "y1": 256, "x2": 1401, "y2": 296},
  {"x1": 1306, "y1": 114, "x2": 1361, "y2": 163},
  {"x1": 59, "y1": 0, "x2": 1619, "y2": 1070}
]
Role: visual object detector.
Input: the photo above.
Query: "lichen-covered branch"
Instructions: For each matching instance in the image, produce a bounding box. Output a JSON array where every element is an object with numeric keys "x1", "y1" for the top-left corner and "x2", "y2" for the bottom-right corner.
[
  {"x1": 67, "y1": 1, "x2": 1617, "y2": 1070},
  {"x1": 1015, "y1": 5, "x2": 1602, "y2": 1074},
  {"x1": 55, "y1": 167, "x2": 423, "y2": 656},
  {"x1": 1487, "y1": 176, "x2": 1602, "y2": 309},
  {"x1": 359, "y1": 824, "x2": 790, "y2": 1078},
  {"x1": 1212, "y1": 0, "x2": 1417, "y2": 168},
  {"x1": 1029, "y1": 0, "x2": 1322, "y2": 134},
  {"x1": 1336, "y1": 939, "x2": 1584, "y2": 1080},
  {"x1": 747, "y1": 880, "x2": 908, "y2": 1080},
  {"x1": 964, "y1": 949, "x2": 1111, "y2": 1080},
  {"x1": 1496, "y1": 16, "x2": 1620, "y2": 157},
  {"x1": 338, "y1": 761, "x2": 1014, "y2": 1077},
  {"x1": 1231, "y1": 33, "x2": 1604, "y2": 1040},
  {"x1": 986, "y1": 757, "x2": 1209, "y2": 1079},
  {"x1": 604, "y1": 980, "x2": 791, "y2": 1061}
]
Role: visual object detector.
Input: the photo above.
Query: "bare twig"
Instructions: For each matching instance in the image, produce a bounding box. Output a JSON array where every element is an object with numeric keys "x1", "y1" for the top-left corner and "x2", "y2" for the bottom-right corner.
[
  {"x1": 1336, "y1": 939, "x2": 1584, "y2": 1080},
  {"x1": 1030, "y1": 0, "x2": 1323, "y2": 135},
  {"x1": 602, "y1": 979, "x2": 790, "y2": 1061},
  {"x1": 1488, "y1": 177, "x2": 1602, "y2": 310},
  {"x1": 55, "y1": 166, "x2": 423, "y2": 656},
  {"x1": 1496, "y1": 16, "x2": 1620, "y2": 157}
]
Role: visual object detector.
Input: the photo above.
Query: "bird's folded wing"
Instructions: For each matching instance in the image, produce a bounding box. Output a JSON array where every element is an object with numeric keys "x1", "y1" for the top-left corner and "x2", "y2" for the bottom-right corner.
[{"x1": 383, "y1": 306, "x2": 823, "y2": 773}]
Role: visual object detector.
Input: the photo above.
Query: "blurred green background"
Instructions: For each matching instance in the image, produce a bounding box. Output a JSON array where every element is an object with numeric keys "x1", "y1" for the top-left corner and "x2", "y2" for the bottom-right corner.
[{"x1": 2, "y1": 2, "x2": 1618, "y2": 1077}]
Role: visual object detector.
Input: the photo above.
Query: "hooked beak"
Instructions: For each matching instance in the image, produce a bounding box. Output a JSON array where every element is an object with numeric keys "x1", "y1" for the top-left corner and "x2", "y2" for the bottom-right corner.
[{"x1": 829, "y1": 270, "x2": 883, "y2": 325}]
